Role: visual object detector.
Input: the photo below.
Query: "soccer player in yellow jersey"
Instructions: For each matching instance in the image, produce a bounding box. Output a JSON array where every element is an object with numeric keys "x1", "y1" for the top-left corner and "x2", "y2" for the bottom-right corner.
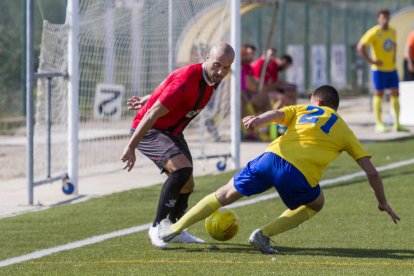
[
  {"x1": 159, "y1": 85, "x2": 400, "y2": 254},
  {"x1": 357, "y1": 9, "x2": 406, "y2": 133}
]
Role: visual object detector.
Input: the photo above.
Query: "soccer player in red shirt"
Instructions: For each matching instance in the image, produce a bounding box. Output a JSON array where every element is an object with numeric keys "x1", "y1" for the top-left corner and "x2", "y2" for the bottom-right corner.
[
  {"x1": 251, "y1": 48, "x2": 279, "y2": 86},
  {"x1": 241, "y1": 44, "x2": 261, "y2": 116},
  {"x1": 120, "y1": 42, "x2": 235, "y2": 249},
  {"x1": 251, "y1": 49, "x2": 296, "y2": 110}
]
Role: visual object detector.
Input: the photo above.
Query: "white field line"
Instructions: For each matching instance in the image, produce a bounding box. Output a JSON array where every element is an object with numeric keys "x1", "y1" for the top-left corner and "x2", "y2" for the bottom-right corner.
[
  {"x1": 0, "y1": 224, "x2": 152, "y2": 267},
  {"x1": 1, "y1": 158, "x2": 414, "y2": 267}
]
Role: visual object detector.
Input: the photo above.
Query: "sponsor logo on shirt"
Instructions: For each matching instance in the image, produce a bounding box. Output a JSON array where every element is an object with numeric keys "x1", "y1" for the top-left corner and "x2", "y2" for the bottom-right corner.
[{"x1": 383, "y1": 39, "x2": 393, "y2": 51}]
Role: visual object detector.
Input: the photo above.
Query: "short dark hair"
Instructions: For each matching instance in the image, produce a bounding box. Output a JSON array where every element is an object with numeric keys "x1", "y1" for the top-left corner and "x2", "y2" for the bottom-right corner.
[
  {"x1": 280, "y1": 54, "x2": 293, "y2": 64},
  {"x1": 242, "y1": 44, "x2": 257, "y2": 52},
  {"x1": 312, "y1": 85, "x2": 339, "y2": 110},
  {"x1": 377, "y1": 9, "x2": 390, "y2": 18}
]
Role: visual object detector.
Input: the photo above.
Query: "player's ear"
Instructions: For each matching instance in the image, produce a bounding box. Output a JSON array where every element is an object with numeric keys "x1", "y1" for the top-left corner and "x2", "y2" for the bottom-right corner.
[{"x1": 315, "y1": 97, "x2": 323, "y2": 107}]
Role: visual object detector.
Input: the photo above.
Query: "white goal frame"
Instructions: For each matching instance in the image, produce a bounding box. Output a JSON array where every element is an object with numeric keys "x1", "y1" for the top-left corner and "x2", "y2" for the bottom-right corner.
[{"x1": 27, "y1": 0, "x2": 241, "y2": 204}]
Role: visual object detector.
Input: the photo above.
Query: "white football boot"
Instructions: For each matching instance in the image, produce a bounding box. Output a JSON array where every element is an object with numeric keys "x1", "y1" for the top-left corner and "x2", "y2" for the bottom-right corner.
[
  {"x1": 148, "y1": 224, "x2": 169, "y2": 249},
  {"x1": 170, "y1": 230, "x2": 205, "y2": 243},
  {"x1": 159, "y1": 218, "x2": 204, "y2": 243},
  {"x1": 248, "y1": 229, "x2": 278, "y2": 254}
]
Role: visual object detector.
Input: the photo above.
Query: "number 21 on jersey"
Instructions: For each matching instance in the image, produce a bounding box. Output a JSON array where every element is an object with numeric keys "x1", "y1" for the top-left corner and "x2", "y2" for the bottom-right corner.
[{"x1": 298, "y1": 106, "x2": 338, "y2": 134}]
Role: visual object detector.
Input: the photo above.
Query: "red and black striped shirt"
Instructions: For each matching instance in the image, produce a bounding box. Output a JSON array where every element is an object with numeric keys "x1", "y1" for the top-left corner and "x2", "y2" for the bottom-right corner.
[{"x1": 132, "y1": 63, "x2": 216, "y2": 137}]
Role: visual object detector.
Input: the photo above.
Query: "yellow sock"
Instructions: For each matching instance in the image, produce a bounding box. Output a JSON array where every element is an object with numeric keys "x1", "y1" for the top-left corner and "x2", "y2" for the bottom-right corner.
[
  {"x1": 171, "y1": 193, "x2": 222, "y2": 233},
  {"x1": 390, "y1": 95, "x2": 400, "y2": 126},
  {"x1": 373, "y1": 95, "x2": 383, "y2": 125},
  {"x1": 261, "y1": 206, "x2": 318, "y2": 237}
]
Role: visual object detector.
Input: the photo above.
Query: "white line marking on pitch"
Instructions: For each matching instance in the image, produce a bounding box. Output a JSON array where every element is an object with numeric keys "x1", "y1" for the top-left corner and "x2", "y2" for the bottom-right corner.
[
  {"x1": 1, "y1": 158, "x2": 413, "y2": 267},
  {"x1": 0, "y1": 224, "x2": 152, "y2": 267}
]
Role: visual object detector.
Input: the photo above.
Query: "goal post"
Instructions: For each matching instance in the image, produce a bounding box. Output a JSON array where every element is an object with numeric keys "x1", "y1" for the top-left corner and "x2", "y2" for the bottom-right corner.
[
  {"x1": 26, "y1": 0, "x2": 35, "y2": 204},
  {"x1": 230, "y1": 0, "x2": 241, "y2": 169},
  {"x1": 66, "y1": 0, "x2": 79, "y2": 194}
]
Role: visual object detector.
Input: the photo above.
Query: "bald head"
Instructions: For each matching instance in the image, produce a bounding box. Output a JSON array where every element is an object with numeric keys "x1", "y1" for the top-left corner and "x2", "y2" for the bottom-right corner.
[
  {"x1": 209, "y1": 42, "x2": 235, "y2": 61},
  {"x1": 204, "y1": 42, "x2": 235, "y2": 84}
]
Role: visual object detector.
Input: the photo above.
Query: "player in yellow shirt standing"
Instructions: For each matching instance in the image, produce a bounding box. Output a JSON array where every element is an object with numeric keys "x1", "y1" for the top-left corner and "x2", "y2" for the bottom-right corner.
[
  {"x1": 357, "y1": 9, "x2": 406, "y2": 133},
  {"x1": 159, "y1": 85, "x2": 400, "y2": 254}
]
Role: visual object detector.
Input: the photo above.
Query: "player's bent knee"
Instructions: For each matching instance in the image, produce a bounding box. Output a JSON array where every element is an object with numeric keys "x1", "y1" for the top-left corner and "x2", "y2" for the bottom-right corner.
[
  {"x1": 170, "y1": 167, "x2": 193, "y2": 188},
  {"x1": 306, "y1": 192, "x2": 324, "y2": 212},
  {"x1": 215, "y1": 180, "x2": 243, "y2": 206}
]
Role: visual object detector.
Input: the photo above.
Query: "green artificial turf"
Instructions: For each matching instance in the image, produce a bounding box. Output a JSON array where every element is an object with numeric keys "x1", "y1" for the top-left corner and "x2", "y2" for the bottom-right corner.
[{"x1": 1, "y1": 138, "x2": 413, "y2": 275}]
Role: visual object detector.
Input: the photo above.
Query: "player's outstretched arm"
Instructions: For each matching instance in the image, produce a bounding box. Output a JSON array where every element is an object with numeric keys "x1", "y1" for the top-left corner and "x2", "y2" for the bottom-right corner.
[
  {"x1": 127, "y1": 95, "x2": 150, "y2": 110},
  {"x1": 356, "y1": 157, "x2": 400, "y2": 224},
  {"x1": 121, "y1": 100, "x2": 169, "y2": 171},
  {"x1": 243, "y1": 110, "x2": 285, "y2": 131}
]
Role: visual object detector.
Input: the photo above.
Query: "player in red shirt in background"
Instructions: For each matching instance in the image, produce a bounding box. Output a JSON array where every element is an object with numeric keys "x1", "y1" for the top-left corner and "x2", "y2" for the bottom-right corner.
[
  {"x1": 241, "y1": 44, "x2": 266, "y2": 116},
  {"x1": 121, "y1": 42, "x2": 235, "y2": 249},
  {"x1": 251, "y1": 49, "x2": 296, "y2": 137},
  {"x1": 251, "y1": 49, "x2": 296, "y2": 110},
  {"x1": 251, "y1": 48, "x2": 280, "y2": 89},
  {"x1": 241, "y1": 44, "x2": 275, "y2": 140}
]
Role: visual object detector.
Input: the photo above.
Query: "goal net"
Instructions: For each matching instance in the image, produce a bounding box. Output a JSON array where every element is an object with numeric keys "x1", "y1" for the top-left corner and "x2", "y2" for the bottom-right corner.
[{"x1": 35, "y1": 0, "x2": 233, "y2": 181}]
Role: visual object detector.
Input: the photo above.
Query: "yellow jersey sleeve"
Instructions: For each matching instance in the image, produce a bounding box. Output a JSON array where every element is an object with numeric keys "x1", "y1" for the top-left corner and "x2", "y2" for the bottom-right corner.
[
  {"x1": 266, "y1": 105, "x2": 371, "y2": 186},
  {"x1": 359, "y1": 25, "x2": 397, "y2": 71},
  {"x1": 360, "y1": 26, "x2": 376, "y2": 45}
]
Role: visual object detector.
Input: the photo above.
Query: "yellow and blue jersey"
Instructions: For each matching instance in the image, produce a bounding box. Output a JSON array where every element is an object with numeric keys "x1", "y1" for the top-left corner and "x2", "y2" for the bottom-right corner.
[
  {"x1": 266, "y1": 105, "x2": 371, "y2": 187},
  {"x1": 359, "y1": 25, "x2": 397, "y2": 71}
]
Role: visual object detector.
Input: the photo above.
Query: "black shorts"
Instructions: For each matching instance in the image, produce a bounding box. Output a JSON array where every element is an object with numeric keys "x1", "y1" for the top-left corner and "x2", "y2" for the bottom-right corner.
[{"x1": 130, "y1": 128, "x2": 192, "y2": 173}]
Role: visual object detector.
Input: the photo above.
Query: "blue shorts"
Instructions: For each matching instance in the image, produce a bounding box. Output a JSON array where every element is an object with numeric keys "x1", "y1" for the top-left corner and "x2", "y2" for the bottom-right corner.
[
  {"x1": 372, "y1": 70, "x2": 399, "y2": 91},
  {"x1": 233, "y1": 152, "x2": 320, "y2": 210}
]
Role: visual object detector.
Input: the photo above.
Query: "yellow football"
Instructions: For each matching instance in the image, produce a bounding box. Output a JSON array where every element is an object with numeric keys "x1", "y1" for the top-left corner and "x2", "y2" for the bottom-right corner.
[{"x1": 204, "y1": 209, "x2": 240, "y2": 241}]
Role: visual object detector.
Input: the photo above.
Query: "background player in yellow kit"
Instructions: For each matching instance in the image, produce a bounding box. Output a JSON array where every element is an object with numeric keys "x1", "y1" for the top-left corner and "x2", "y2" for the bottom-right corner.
[
  {"x1": 357, "y1": 9, "x2": 406, "y2": 133},
  {"x1": 159, "y1": 85, "x2": 400, "y2": 254}
]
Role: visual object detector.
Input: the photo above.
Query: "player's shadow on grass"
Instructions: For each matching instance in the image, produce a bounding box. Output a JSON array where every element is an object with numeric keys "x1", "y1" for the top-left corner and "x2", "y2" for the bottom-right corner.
[
  {"x1": 170, "y1": 244, "x2": 414, "y2": 260},
  {"x1": 277, "y1": 246, "x2": 414, "y2": 260},
  {"x1": 169, "y1": 242, "x2": 261, "y2": 254}
]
